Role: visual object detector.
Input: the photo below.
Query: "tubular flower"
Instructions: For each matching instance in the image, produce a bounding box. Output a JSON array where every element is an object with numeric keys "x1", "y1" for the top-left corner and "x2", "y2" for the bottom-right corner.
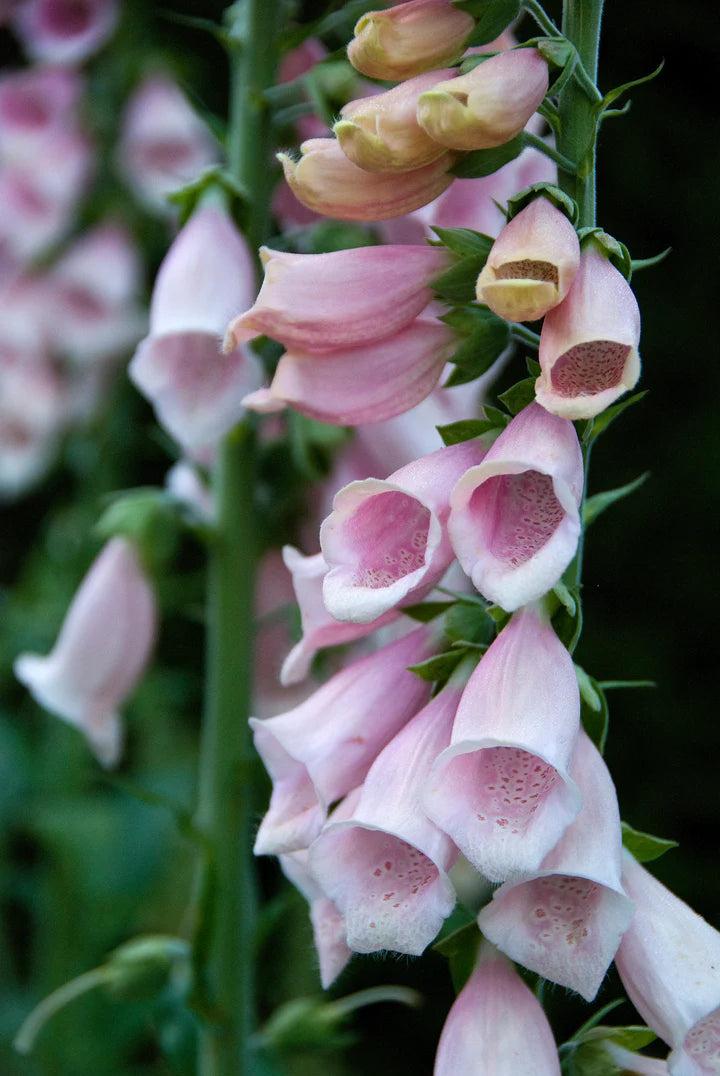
[
  {"x1": 615, "y1": 851, "x2": 720, "y2": 1076},
  {"x1": 434, "y1": 940, "x2": 562, "y2": 1075},
  {"x1": 320, "y1": 436, "x2": 493, "y2": 624},
  {"x1": 224, "y1": 243, "x2": 451, "y2": 354},
  {"x1": 347, "y1": 0, "x2": 475, "y2": 81},
  {"x1": 13, "y1": 0, "x2": 118, "y2": 65},
  {"x1": 448, "y1": 401, "x2": 583, "y2": 611},
  {"x1": 309, "y1": 676, "x2": 465, "y2": 956},
  {"x1": 14, "y1": 538, "x2": 157, "y2": 767},
  {"x1": 423, "y1": 604, "x2": 582, "y2": 882},
  {"x1": 416, "y1": 48, "x2": 549, "y2": 151},
  {"x1": 129, "y1": 206, "x2": 262, "y2": 450},
  {"x1": 250, "y1": 625, "x2": 438, "y2": 855},
  {"x1": 278, "y1": 137, "x2": 456, "y2": 222},
  {"x1": 478, "y1": 730, "x2": 635, "y2": 1001},
  {"x1": 334, "y1": 69, "x2": 454, "y2": 173},
  {"x1": 476, "y1": 197, "x2": 581, "y2": 323},
  {"x1": 280, "y1": 849, "x2": 352, "y2": 988},
  {"x1": 536, "y1": 246, "x2": 641, "y2": 419}
]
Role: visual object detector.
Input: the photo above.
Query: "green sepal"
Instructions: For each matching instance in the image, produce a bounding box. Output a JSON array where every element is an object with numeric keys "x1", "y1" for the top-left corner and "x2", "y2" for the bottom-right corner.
[
  {"x1": 526, "y1": 356, "x2": 541, "y2": 376},
  {"x1": 452, "y1": 0, "x2": 522, "y2": 47},
  {"x1": 575, "y1": 666, "x2": 609, "y2": 753},
  {"x1": 451, "y1": 133, "x2": 526, "y2": 179},
  {"x1": 408, "y1": 650, "x2": 465, "y2": 682},
  {"x1": 577, "y1": 228, "x2": 632, "y2": 280},
  {"x1": 437, "y1": 418, "x2": 500, "y2": 446},
  {"x1": 583, "y1": 472, "x2": 649, "y2": 527},
  {"x1": 402, "y1": 600, "x2": 456, "y2": 622},
  {"x1": 631, "y1": 247, "x2": 672, "y2": 273},
  {"x1": 444, "y1": 602, "x2": 496, "y2": 647},
  {"x1": 621, "y1": 821, "x2": 678, "y2": 863},
  {"x1": 432, "y1": 255, "x2": 488, "y2": 303},
  {"x1": 498, "y1": 377, "x2": 536, "y2": 415},
  {"x1": 95, "y1": 487, "x2": 183, "y2": 573},
  {"x1": 431, "y1": 226, "x2": 494, "y2": 259},
  {"x1": 103, "y1": 935, "x2": 191, "y2": 1002},
  {"x1": 552, "y1": 585, "x2": 583, "y2": 654},
  {"x1": 597, "y1": 61, "x2": 665, "y2": 113},
  {"x1": 553, "y1": 580, "x2": 577, "y2": 617},
  {"x1": 536, "y1": 37, "x2": 577, "y2": 95},
  {"x1": 506, "y1": 182, "x2": 579, "y2": 226},
  {"x1": 575, "y1": 1025, "x2": 657, "y2": 1052},
  {"x1": 433, "y1": 917, "x2": 481, "y2": 993},
  {"x1": 581, "y1": 391, "x2": 647, "y2": 444},
  {"x1": 166, "y1": 165, "x2": 248, "y2": 226},
  {"x1": 441, "y1": 305, "x2": 511, "y2": 387}
]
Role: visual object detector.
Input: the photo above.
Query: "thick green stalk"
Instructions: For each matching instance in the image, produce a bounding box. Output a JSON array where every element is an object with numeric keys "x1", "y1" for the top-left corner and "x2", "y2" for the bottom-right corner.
[
  {"x1": 193, "y1": 3, "x2": 280, "y2": 1075},
  {"x1": 557, "y1": 0, "x2": 604, "y2": 227}
]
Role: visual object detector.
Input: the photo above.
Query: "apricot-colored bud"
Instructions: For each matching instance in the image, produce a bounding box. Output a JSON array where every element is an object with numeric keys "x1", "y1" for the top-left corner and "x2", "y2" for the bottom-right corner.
[
  {"x1": 335, "y1": 69, "x2": 453, "y2": 173},
  {"x1": 417, "y1": 48, "x2": 549, "y2": 151},
  {"x1": 347, "y1": 0, "x2": 475, "y2": 81},
  {"x1": 476, "y1": 198, "x2": 580, "y2": 322},
  {"x1": 278, "y1": 137, "x2": 455, "y2": 222}
]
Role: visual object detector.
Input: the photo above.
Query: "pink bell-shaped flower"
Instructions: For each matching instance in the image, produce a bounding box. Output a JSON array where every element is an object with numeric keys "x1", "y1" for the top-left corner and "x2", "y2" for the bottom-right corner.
[
  {"x1": 278, "y1": 137, "x2": 456, "y2": 222},
  {"x1": 478, "y1": 729, "x2": 634, "y2": 1001},
  {"x1": 615, "y1": 851, "x2": 720, "y2": 1075},
  {"x1": 423, "y1": 604, "x2": 582, "y2": 882},
  {"x1": 417, "y1": 49, "x2": 549, "y2": 152},
  {"x1": 129, "y1": 206, "x2": 262, "y2": 450},
  {"x1": 13, "y1": 0, "x2": 118, "y2": 65},
  {"x1": 320, "y1": 436, "x2": 493, "y2": 624},
  {"x1": 536, "y1": 246, "x2": 641, "y2": 419},
  {"x1": 14, "y1": 538, "x2": 157, "y2": 767},
  {"x1": 309, "y1": 675, "x2": 466, "y2": 956},
  {"x1": 448, "y1": 401, "x2": 583, "y2": 611},
  {"x1": 434, "y1": 940, "x2": 561, "y2": 1075},
  {"x1": 0, "y1": 66, "x2": 81, "y2": 159},
  {"x1": 347, "y1": 0, "x2": 475, "y2": 82},
  {"x1": 476, "y1": 197, "x2": 581, "y2": 323},
  {"x1": 250, "y1": 624, "x2": 438, "y2": 855}
]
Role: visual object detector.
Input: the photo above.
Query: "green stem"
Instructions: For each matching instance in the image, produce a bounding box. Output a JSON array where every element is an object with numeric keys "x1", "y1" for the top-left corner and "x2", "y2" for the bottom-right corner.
[
  {"x1": 523, "y1": 0, "x2": 561, "y2": 38},
  {"x1": 522, "y1": 130, "x2": 577, "y2": 173},
  {"x1": 557, "y1": 0, "x2": 604, "y2": 227},
  {"x1": 192, "y1": 3, "x2": 280, "y2": 1075}
]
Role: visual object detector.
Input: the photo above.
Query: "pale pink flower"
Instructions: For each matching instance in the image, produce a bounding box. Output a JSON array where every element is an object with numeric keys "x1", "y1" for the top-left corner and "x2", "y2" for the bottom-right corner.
[
  {"x1": 309, "y1": 677, "x2": 464, "y2": 955},
  {"x1": 118, "y1": 73, "x2": 220, "y2": 213},
  {"x1": 448, "y1": 401, "x2": 583, "y2": 611},
  {"x1": 476, "y1": 197, "x2": 580, "y2": 322},
  {"x1": 0, "y1": 66, "x2": 81, "y2": 160},
  {"x1": 417, "y1": 49, "x2": 549, "y2": 151},
  {"x1": 278, "y1": 137, "x2": 455, "y2": 222},
  {"x1": 250, "y1": 625, "x2": 437, "y2": 855},
  {"x1": 424, "y1": 604, "x2": 582, "y2": 882},
  {"x1": 129, "y1": 206, "x2": 262, "y2": 449},
  {"x1": 14, "y1": 538, "x2": 157, "y2": 766},
  {"x1": 478, "y1": 730, "x2": 634, "y2": 1001},
  {"x1": 615, "y1": 852, "x2": 720, "y2": 1076},
  {"x1": 320, "y1": 436, "x2": 493, "y2": 623},
  {"x1": 434, "y1": 940, "x2": 561, "y2": 1075},
  {"x1": 347, "y1": 0, "x2": 475, "y2": 81},
  {"x1": 536, "y1": 246, "x2": 641, "y2": 418},
  {"x1": 13, "y1": 0, "x2": 118, "y2": 64}
]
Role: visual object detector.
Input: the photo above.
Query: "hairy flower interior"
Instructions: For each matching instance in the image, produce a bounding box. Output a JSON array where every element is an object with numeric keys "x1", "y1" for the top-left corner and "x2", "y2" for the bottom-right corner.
[
  {"x1": 495, "y1": 259, "x2": 559, "y2": 285},
  {"x1": 469, "y1": 470, "x2": 564, "y2": 568},
  {"x1": 524, "y1": 875, "x2": 601, "y2": 951},
  {"x1": 350, "y1": 490, "x2": 431, "y2": 588},
  {"x1": 683, "y1": 1009, "x2": 720, "y2": 1073},
  {"x1": 550, "y1": 340, "x2": 631, "y2": 397},
  {"x1": 472, "y1": 746, "x2": 559, "y2": 833}
]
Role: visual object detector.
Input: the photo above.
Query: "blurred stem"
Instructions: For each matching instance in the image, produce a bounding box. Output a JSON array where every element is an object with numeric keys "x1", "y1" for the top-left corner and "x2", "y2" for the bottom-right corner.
[
  {"x1": 557, "y1": 0, "x2": 604, "y2": 227},
  {"x1": 193, "y1": 3, "x2": 280, "y2": 1075}
]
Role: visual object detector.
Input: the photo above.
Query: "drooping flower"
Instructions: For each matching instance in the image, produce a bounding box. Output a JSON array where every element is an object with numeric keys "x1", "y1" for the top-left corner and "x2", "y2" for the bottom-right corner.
[
  {"x1": 14, "y1": 538, "x2": 157, "y2": 767},
  {"x1": 129, "y1": 206, "x2": 262, "y2": 450},
  {"x1": 347, "y1": 0, "x2": 475, "y2": 82},
  {"x1": 448, "y1": 401, "x2": 583, "y2": 611},
  {"x1": 424, "y1": 604, "x2": 582, "y2": 882},
  {"x1": 320, "y1": 436, "x2": 493, "y2": 624},
  {"x1": 434, "y1": 939, "x2": 562, "y2": 1075},
  {"x1": 416, "y1": 49, "x2": 549, "y2": 151},
  {"x1": 615, "y1": 851, "x2": 720, "y2": 1075},
  {"x1": 478, "y1": 729, "x2": 634, "y2": 1001},
  {"x1": 535, "y1": 246, "x2": 641, "y2": 419},
  {"x1": 250, "y1": 624, "x2": 438, "y2": 855},
  {"x1": 309, "y1": 674, "x2": 466, "y2": 956},
  {"x1": 476, "y1": 197, "x2": 580, "y2": 323},
  {"x1": 13, "y1": 0, "x2": 118, "y2": 64},
  {"x1": 0, "y1": 65, "x2": 81, "y2": 159},
  {"x1": 278, "y1": 137, "x2": 456, "y2": 222}
]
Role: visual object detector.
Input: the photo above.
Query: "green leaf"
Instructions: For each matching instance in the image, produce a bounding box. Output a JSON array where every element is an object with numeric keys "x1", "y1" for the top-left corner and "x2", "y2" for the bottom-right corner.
[
  {"x1": 506, "y1": 182, "x2": 579, "y2": 226},
  {"x1": 453, "y1": 0, "x2": 522, "y2": 46},
  {"x1": 402, "y1": 600, "x2": 455, "y2": 622},
  {"x1": 567, "y1": 1000, "x2": 625, "y2": 1044},
  {"x1": 432, "y1": 254, "x2": 487, "y2": 303},
  {"x1": 598, "y1": 679, "x2": 656, "y2": 690},
  {"x1": 437, "y1": 418, "x2": 499, "y2": 445},
  {"x1": 498, "y1": 377, "x2": 536, "y2": 414},
  {"x1": 451, "y1": 133, "x2": 525, "y2": 179},
  {"x1": 554, "y1": 581, "x2": 577, "y2": 616},
  {"x1": 444, "y1": 603, "x2": 496, "y2": 646},
  {"x1": 582, "y1": 391, "x2": 647, "y2": 443},
  {"x1": 433, "y1": 919, "x2": 480, "y2": 993},
  {"x1": 631, "y1": 247, "x2": 672, "y2": 273},
  {"x1": 526, "y1": 356, "x2": 541, "y2": 376},
  {"x1": 95, "y1": 488, "x2": 182, "y2": 572},
  {"x1": 579, "y1": 674, "x2": 609, "y2": 753},
  {"x1": 431, "y1": 226, "x2": 494, "y2": 259},
  {"x1": 442, "y1": 305, "x2": 511, "y2": 386},
  {"x1": 580, "y1": 1026, "x2": 657, "y2": 1051},
  {"x1": 584, "y1": 472, "x2": 649, "y2": 526},
  {"x1": 621, "y1": 822, "x2": 678, "y2": 863},
  {"x1": 599, "y1": 61, "x2": 665, "y2": 111},
  {"x1": 408, "y1": 651, "x2": 464, "y2": 682},
  {"x1": 551, "y1": 586, "x2": 583, "y2": 654}
]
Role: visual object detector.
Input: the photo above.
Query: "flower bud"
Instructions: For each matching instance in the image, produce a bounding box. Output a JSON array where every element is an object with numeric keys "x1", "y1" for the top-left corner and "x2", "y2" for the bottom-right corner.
[
  {"x1": 278, "y1": 137, "x2": 455, "y2": 222},
  {"x1": 417, "y1": 49, "x2": 549, "y2": 151},
  {"x1": 476, "y1": 197, "x2": 580, "y2": 322},
  {"x1": 347, "y1": 0, "x2": 475, "y2": 81}
]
